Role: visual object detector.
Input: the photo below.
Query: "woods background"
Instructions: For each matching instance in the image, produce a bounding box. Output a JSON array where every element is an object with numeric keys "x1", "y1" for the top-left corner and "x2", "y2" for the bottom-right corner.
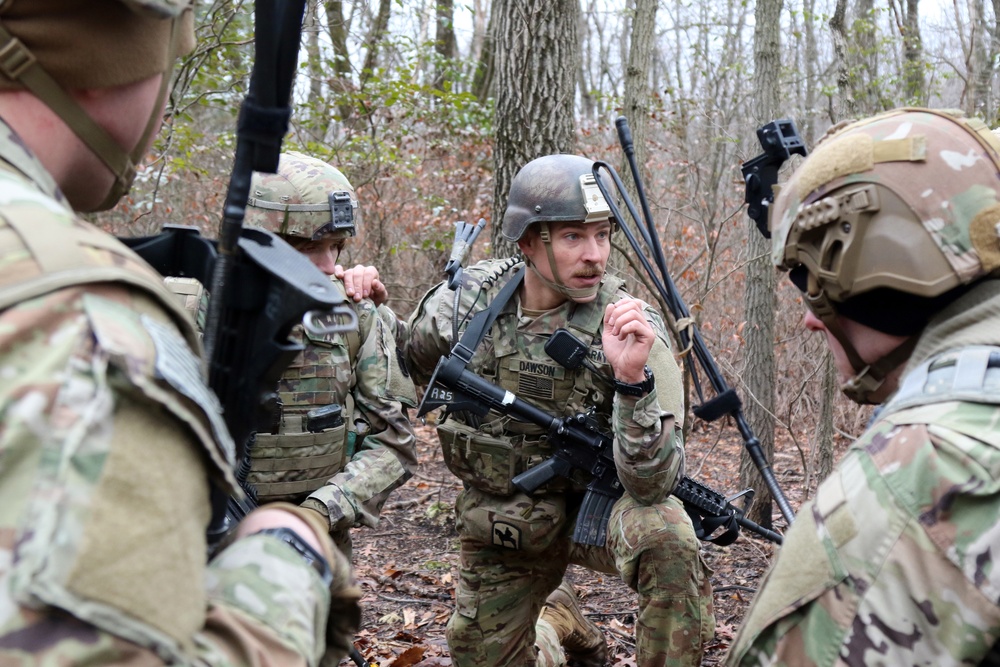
[{"x1": 95, "y1": 0, "x2": 1000, "y2": 526}]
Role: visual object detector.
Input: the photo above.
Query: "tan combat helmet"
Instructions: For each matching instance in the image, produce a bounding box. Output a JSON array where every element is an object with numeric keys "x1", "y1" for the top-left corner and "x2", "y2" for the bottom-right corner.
[
  {"x1": 245, "y1": 151, "x2": 359, "y2": 243},
  {"x1": 0, "y1": 0, "x2": 196, "y2": 211},
  {"x1": 502, "y1": 154, "x2": 615, "y2": 300},
  {"x1": 770, "y1": 107, "x2": 1000, "y2": 402}
]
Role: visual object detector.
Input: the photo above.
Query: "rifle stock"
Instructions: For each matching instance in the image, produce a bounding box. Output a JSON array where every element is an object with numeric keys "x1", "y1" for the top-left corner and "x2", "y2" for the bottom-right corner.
[{"x1": 418, "y1": 355, "x2": 782, "y2": 546}]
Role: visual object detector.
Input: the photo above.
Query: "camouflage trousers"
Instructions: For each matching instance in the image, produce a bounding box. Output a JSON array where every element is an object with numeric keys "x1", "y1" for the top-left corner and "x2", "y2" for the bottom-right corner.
[{"x1": 446, "y1": 488, "x2": 715, "y2": 667}]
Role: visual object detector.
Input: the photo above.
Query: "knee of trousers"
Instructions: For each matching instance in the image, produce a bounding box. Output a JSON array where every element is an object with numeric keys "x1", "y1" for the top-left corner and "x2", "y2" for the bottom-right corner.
[{"x1": 607, "y1": 495, "x2": 707, "y2": 597}]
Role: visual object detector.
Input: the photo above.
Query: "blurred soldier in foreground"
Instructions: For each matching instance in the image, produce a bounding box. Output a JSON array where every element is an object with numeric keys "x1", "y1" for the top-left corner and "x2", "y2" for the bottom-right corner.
[
  {"x1": 0, "y1": 2, "x2": 358, "y2": 664},
  {"x1": 727, "y1": 108, "x2": 1000, "y2": 665},
  {"x1": 241, "y1": 151, "x2": 418, "y2": 557},
  {"x1": 404, "y1": 154, "x2": 715, "y2": 666}
]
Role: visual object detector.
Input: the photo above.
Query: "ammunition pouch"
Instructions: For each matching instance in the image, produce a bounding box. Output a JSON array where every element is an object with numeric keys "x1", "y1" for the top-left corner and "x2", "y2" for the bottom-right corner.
[
  {"x1": 248, "y1": 414, "x2": 348, "y2": 503},
  {"x1": 436, "y1": 417, "x2": 571, "y2": 497}
]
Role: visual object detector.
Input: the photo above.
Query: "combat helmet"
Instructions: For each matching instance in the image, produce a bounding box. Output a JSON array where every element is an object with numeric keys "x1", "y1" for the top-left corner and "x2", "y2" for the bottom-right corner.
[
  {"x1": 502, "y1": 154, "x2": 614, "y2": 242},
  {"x1": 246, "y1": 151, "x2": 359, "y2": 242},
  {"x1": 770, "y1": 107, "x2": 1000, "y2": 402},
  {"x1": 0, "y1": 0, "x2": 196, "y2": 211},
  {"x1": 502, "y1": 154, "x2": 615, "y2": 300}
]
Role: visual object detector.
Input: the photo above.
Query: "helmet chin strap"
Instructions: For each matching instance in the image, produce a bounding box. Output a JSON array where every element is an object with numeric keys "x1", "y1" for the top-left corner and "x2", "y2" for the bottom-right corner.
[
  {"x1": 528, "y1": 221, "x2": 602, "y2": 301},
  {"x1": 805, "y1": 277, "x2": 916, "y2": 404}
]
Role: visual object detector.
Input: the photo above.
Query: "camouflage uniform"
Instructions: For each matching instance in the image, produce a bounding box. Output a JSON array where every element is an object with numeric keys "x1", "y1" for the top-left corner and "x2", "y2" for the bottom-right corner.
[
  {"x1": 727, "y1": 109, "x2": 1000, "y2": 665},
  {"x1": 0, "y1": 120, "x2": 349, "y2": 664},
  {"x1": 240, "y1": 152, "x2": 418, "y2": 555},
  {"x1": 406, "y1": 257, "x2": 715, "y2": 667}
]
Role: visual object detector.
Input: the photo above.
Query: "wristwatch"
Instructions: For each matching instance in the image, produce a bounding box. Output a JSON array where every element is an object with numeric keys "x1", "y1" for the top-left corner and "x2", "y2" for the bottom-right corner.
[
  {"x1": 614, "y1": 365, "x2": 654, "y2": 396},
  {"x1": 254, "y1": 527, "x2": 333, "y2": 587}
]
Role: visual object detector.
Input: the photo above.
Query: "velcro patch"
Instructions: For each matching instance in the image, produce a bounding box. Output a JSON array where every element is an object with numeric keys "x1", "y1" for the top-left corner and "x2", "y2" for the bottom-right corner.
[
  {"x1": 142, "y1": 314, "x2": 235, "y2": 466},
  {"x1": 492, "y1": 521, "x2": 522, "y2": 549}
]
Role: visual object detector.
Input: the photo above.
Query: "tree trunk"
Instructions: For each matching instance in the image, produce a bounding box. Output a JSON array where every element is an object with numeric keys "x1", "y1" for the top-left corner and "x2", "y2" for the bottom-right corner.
[
  {"x1": 741, "y1": 0, "x2": 783, "y2": 531},
  {"x1": 804, "y1": 0, "x2": 818, "y2": 142},
  {"x1": 854, "y1": 0, "x2": 880, "y2": 114},
  {"x1": 361, "y1": 0, "x2": 392, "y2": 84},
  {"x1": 816, "y1": 350, "x2": 837, "y2": 484},
  {"x1": 304, "y1": 0, "x2": 327, "y2": 140},
  {"x1": 830, "y1": 0, "x2": 856, "y2": 120},
  {"x1": 490, "y1": 0, "x2": 580, "y2": 256},
  {"x1": 611, "y1": 0, "x2": 656, "y2": 278},
  {"x1": 990, "y1": 0, "x2": 1000, "y2": 125},
  {"x1": 901, "y1": 0, "x2": 925, "y2": 105},
  {"x1": 968, "y1": 0, "x2": 989, "y2": 117},
  {"x1": 434, "y1": 0, "x2": 457, "y2": 92},
  {"x1": 472, "y1": 1, "x2": 495, "y2": 103},
  {"x1": 324, "y1": 0, "x2": 355, "y2": 122}
]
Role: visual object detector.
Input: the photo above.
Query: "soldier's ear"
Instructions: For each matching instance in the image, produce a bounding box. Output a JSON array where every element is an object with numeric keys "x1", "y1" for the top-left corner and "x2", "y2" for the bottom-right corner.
[{"x1": 517, "y1": 228, "x2": 538, "y2": 258}]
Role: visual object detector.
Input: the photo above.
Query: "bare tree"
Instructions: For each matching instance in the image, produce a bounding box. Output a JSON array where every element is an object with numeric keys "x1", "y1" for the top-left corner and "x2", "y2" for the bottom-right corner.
[
  {"x1": 469, "y1": 0, "x2": 493, "y2": 100},
  {"x1": 609, "y1": 0, "x2": 658, "y2": 278},
  {"x1": 361, "y1": 0, "x2": 392, "y2": 84},
  {"x1": 620, "y1": 0, "x2": 657, "y2": 196},
  {"x1": 434, "y1": 0, "x2": 458, "y2": 92},
  {"x1": 830, "y1": 0, "x2": 857, "y2": 118},
  {"x1": 741, "y1": 0, "x2": 783, "y2": 531},
  {"x1": 490, "y1": 0, "x2": 580, "y2": 255},
  {"x1": 325, "y1": 0, "x2": 356, "y2": 122},
  {"x1": 854, "y1": 0, "x2": 882, "y2": 113},
  {"x1": 303, "y1": 1, "x2": 328, "y2": 139},
  {"x1": 889, "y1": 0, "x2": 925, "y2": 104}
]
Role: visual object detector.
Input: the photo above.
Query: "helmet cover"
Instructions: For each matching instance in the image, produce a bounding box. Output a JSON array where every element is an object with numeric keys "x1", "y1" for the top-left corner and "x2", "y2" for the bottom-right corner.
[{"x1": 772, "y1": 107, "x2": 1000, "y2": 307}]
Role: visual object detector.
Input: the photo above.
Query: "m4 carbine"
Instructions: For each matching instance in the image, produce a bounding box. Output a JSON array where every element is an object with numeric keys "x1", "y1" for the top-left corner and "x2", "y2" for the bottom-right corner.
[{"x1": 418, "y1": 354, "x2": 783, "y2": 547}]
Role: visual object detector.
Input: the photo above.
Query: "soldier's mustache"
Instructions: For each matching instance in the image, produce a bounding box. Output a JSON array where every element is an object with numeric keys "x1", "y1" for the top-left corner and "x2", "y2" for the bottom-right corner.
[{"x1": 573, "y1": 264, "x2": 604, "y2": 278}]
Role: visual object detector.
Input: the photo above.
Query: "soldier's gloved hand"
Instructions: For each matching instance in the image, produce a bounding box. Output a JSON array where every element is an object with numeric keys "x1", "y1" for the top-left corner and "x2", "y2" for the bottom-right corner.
[{"x1": 302, "y1": 494, "x2": 354, "y2": 533}]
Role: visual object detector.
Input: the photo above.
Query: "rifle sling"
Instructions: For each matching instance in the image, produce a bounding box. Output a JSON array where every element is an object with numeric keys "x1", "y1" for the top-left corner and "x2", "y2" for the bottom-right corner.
[{"x1": 450, "y1": 266, "x2": 525, "y2": 364}]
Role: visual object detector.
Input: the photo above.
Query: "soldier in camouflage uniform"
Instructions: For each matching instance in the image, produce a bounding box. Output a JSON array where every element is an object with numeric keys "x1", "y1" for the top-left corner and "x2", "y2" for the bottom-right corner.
[
  {"x1": 0, "y1": 2, "x2": 359, "y2": 665},
  {"x1": 404, "y1": 154, "x2": 715, "y2": 667},
  {"x1": 726, "y1": 108, "x2": 1000, "y2": 666},
  {"x1": 242, "y1": 151, "x2": 418, "y2": 557}
]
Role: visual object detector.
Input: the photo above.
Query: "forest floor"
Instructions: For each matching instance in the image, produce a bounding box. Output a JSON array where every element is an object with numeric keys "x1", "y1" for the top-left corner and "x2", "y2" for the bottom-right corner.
[{"x1": 345, "y1": 417, "x2": 829, "y2": 667}]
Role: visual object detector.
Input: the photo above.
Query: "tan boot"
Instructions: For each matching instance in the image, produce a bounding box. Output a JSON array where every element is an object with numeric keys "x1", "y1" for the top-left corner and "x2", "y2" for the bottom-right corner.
[{"x1": 540, "y1": 581, "x2": 607, "y2": 667}]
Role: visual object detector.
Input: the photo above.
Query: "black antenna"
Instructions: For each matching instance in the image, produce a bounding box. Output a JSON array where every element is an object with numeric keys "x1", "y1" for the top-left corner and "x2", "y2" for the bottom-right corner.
[{"x1": 594, "y1": 116, "x2": 796, "y2": 525}]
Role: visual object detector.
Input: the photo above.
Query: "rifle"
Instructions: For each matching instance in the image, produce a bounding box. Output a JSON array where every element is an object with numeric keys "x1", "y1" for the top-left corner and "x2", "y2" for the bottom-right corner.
[
  {"x1": 417, "y1": 353, "x2": 783, "y2": 546},
  {"x1": 123, "y1": 0, "x2": 358, "y2": 542},
  {"x1": 591, "y1": 117, "x2": 798, "y2": 527}
]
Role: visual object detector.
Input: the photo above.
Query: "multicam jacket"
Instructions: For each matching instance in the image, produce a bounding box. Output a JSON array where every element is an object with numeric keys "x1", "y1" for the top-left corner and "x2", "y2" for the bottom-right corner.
[
  {"x1": 0, "y1": 119, "x2": 334, "y2": 666},
  {"x1": 404, "y1": 258, "x2": 686, "y2": 507},
  {"x1": 727, "y1": 279, "x2": 1000, "y2": 666}
]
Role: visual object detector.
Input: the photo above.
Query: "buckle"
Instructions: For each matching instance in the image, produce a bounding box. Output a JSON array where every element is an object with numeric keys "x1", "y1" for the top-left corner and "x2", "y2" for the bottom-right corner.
[{"x1": 0, "y1": 36, "x2": 36, "y2": 80}]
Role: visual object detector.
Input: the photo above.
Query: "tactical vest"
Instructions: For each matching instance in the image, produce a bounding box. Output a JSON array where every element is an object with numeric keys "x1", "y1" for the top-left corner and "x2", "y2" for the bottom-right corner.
[
  {"x1": 437, "y1": 273, "x2": 623, "y2": 496},
  {"x1": 0, "y1": 189, "x2": 236, "y2": 492},
  {"x1": 246, "y1": 283, "x2": 364, "y2": 504}
]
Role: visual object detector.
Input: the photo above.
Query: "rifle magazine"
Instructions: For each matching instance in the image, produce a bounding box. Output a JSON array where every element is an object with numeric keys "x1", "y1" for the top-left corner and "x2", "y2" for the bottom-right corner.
[{"x1": 573, "y1": 489, "x2": 616, "y2": 547}]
